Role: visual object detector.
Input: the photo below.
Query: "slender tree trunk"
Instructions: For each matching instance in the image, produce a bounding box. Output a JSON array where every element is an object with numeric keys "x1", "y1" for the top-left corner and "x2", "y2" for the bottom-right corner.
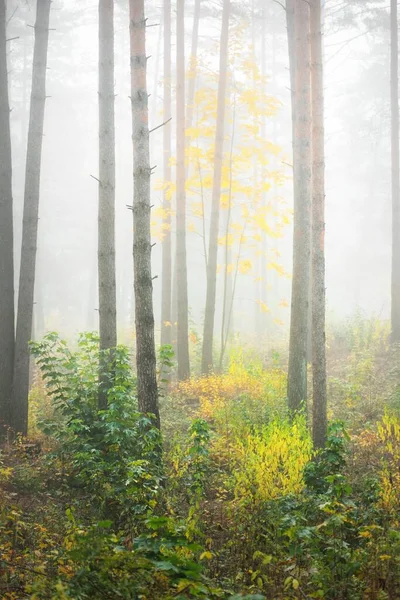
[
  {"x1": 151, "y1": 18, "x2": 162, "y2": 128},
  {"x1": 186, "y1": 0, "x2": 200, "y2": 134},
  {"x1": 161, "y1": 0, "x2": 172, "y2": 348},
  {"x1": 0, "y1": 0, "x2": 15, "y2": 437},
  {"x1": 286, "y1": 0, "x2": 296, "y2": 143},
  {"x1": 391, "y1": 0, "x2": 400, "y2": 342},
  {"x1": 260, "y1": 0, "x2": 268, "y2": 336},
  {"x1": 201, "y1": 0, "x2": 230, "y2": 374},
  {"x1": 219, "y1": 93, "x2": 236, "y2": 371},
  {"x1": 287, "y1": 0, "x2": 311, "y2": 414},
  {"x1": 176, "y1": 0, "x2": 190, "y2": 380},
  {"x1": 87, "y1": 253, "x2": 98, "y2": 331},
  {"x1": 98, "y1": 0, "x2": 117, "y2": 410},
  {"x1": 129, "y1": 0, "x2": 160, "y2": 427},
  {"x1": 13, "y1": 0, "x2": 51, "y2": 436},
  {"x1": 310, "y1": 0, "x2": 327, "y2": 448}
]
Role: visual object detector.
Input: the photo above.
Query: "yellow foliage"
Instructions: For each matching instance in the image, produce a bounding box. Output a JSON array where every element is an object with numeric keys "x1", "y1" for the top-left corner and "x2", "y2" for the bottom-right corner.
[
  {"x1": 233, "y1": 418, "x2": 312, "y2": 504},
  {"x1": 175, "y1": 357, "x2": 287, "y2": 432},
  {"x1": 239, "y1": 259, "x2": 252, "y2": 274},
  {"x1": 377, "y1": 413, "x2": 400, "y2": 517},
  {"x1": 218, "y1": 233, "x2": 234, "y2": 247},
  {"x1": 257, "y1": 300, "x2": 270, "y2": 314},
  {"x1": 267, "y1": 261, "x2": 290, "y2": 278}
]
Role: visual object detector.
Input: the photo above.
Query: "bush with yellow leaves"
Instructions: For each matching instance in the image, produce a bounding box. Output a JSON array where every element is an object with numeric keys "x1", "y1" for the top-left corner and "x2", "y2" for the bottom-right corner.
[{"x1": 175, "y1": 350, "x2": 287, "y2": 439}]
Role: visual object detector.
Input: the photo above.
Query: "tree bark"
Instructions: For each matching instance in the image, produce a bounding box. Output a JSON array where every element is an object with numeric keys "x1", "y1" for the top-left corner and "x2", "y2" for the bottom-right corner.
[
  {"x1": 0, "y1": 0, "x2": 15, "y2": 437},
  {"x1": 160, "y1": 0, "x2": 172, "y2": 348},
  {"x1": 391, "y1": 0, "x2": 400, "y2": 342},
  {"x1": 13, "y1": 0, "x2": 51, "y2": 436},
  {"x1": 287, "y1": 0, "x2": 311, "y2": 414},
  {"x1": 98, "y1": 0, "x2": 117, "y2": 410},
  {"x1": 176, "y1": 0, "x2": 191, "y2": 380},
  {"x1": 129, "y1": 0, "x2": 160, "y2": 427},
  {"x1": 201, "y1": 0, "x2": 230, "y2": 374},
  {"x1": 310, "y1": 0, "x2": 327, "y2": 448}
]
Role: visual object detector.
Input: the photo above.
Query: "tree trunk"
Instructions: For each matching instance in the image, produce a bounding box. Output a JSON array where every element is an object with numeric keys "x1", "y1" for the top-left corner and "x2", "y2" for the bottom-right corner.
[
  {"x1": 287, "y1": 0, "x2": 311, "y2": 414},
  {"x1": 129, "y1": 0, "x2": 160, "y2": 427},
  {"x1": 160, "y1": 0, "x2": 172, "y2": 348},
  {"x1": 201, "y1": 0, "x2": 230, "y2": 374},
  {"x1": 186, "y1": 0, "x2": 200, "y2": 134},
  {"x1": 151, "y1": 18, "x2": 162, "y2": 129},
  {"x1": 176, "y1": 0, "x2": 191, "y2": 380},
  {"x1": 0, "y1": 0, "x2": 15, "y2": 438},
  {"x1": 310, "y1": 0, "x2": 327, "y2": 448},
  {"x1": 260, "y1": 0, "x2": 268, "y2": 337},
  {"x1": 98, "y1": 0, "x2": 117, "y2": 410},
  {"x1": 391, "y1": 0, "x2": 400, "y2": 342},
  {"x1": 286, "y1": 0, "x2": 296, "y2": 143},
  {"x1": 13, "y1": 0, "x2": 51, "y2": 436}
]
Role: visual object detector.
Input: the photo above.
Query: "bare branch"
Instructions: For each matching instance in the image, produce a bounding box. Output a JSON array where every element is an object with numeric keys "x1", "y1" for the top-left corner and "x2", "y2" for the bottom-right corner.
[{"x1": 149, "y1": 117, "x2": 172, "y2": 134}]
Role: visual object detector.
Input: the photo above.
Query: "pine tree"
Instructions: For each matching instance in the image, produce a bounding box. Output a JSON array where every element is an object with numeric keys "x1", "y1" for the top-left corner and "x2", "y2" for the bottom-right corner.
[
  {"x1": 201, "y1": 0, "x2": 230, "y2": 374},
  {"x1": 98, "y1": 0, "x2": 117, "y2": 410},
  {"x1": 0, "y1": 0, "x2": 15, "y2": 437},
  {"x1": 287, "y1": 0, "x2": 311, "y2": 414},
  {"x1": 310, "y1": 0, "x2": 327, "y2": 448},
  {"x1": 129, "y1": 0, "x2": 160, "y2": 427},
  {"x1": 161, "y1": 0, "x2": 172, "y2": 348},
  {"x1": 176, "y1": 0, "x2": 191, "y2": 380},
  {"x1": 13, "y1": 0, "x2": 52, "y2": 436},
  {"x1": 391, "y1": 0, "x2": 400, "y2": 343}
]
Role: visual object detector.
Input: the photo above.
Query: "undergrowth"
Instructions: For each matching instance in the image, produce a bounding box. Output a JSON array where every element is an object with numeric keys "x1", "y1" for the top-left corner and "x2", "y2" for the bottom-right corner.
[{"x1": 0, "y1": 319, "x2": 399, "y2": 599}]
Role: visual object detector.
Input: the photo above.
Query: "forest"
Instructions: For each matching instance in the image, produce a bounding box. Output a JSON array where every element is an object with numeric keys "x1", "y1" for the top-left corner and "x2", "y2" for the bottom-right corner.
[{"x1": 0, "y1": 0, "x2": 400, "y2": 598}]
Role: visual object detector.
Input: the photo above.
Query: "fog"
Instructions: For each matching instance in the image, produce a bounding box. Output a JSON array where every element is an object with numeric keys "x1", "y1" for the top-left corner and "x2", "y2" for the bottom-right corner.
[{"x1": 5, "y1": 0, "x2": 393, "y2": 347}]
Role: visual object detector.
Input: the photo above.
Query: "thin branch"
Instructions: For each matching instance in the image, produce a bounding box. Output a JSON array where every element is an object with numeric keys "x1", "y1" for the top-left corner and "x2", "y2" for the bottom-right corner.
[
  {"x1": 149, "y1": 117, "x2": 172, "y2": 134},
  {"x1": 272, "y1": 0, "x2": 286, "y2": 11},
  {"x1": 6, "y1": 6, "x2": 18, "y2": 25}
]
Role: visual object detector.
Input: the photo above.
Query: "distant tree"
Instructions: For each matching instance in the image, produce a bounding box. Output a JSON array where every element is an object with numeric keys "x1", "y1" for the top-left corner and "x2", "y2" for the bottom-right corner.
[
  {"x1": 129, "y1": 0, "x2": 160, "y2": 427},
  {"x1": 186, "y1": 0, "x2": 201, "y2": 136},
  {"x1": 0, "y1": 0, "x2": 14, "y2": 438},
  {"x1": 98, "y1": 0, "x2": 117, "y2": 410},
  {"x1": 160, "y1": 0, "x2": 172, "y2": 349},
  {"x1": 13, "y1": 0, "x2": 51, "y2": 436},
  {"x1": 287, "y1": 0, "x2": 311, "y2": 414},
  {"x1": 310, "y1": 0, "x2": 327, "y2": 448},
  {"x1": 176, "y1": 0, "x2": 191, "y2": 380},
  {"x1": 201, "y1": 0, "x2": 231, "y2": 374},
  {"x1": 391, "y1": 0, "x2": 400, "y2": 343}
]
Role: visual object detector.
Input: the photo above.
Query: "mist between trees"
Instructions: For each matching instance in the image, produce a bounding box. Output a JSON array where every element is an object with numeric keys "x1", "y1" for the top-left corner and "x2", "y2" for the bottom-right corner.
[{"x1": 1, "y1": 1, "x2": 400, "y2": 598}]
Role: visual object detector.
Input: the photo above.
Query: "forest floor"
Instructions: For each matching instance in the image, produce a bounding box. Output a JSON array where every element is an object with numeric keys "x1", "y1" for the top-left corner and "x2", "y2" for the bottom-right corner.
[{"x1": 1, "y1": 319, "x2": 400, "y2": 599}]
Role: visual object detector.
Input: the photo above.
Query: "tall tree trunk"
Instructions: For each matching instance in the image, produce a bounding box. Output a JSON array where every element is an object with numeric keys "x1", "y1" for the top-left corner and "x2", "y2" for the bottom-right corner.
[
  {"x1": 219, "y1": 92, "x2": 236, "y2": 371},
  {"x1": 287, "y1": 0, "x2": 311, "y2": 414},
  {"x1": 12, "y1": 0, "x2": 51, "y2": 436},
  {"x1": 0, "y1": 0, "x2": 15, "y2": 437},
  {"x1": 186, "y1": 0, "x2": 200, "y2": 134},
  {"x1": 201, "y1": 0, "x2": 230, "y2": 374},
  {"x1": 151, "y1": 18, "x2": 162, "y2": 128},
  {"x1": 98, "y1": 0, "x2": 117, "y2": 410},
  {"x1": 286, "y1": 0, "x2": 296, "y2": 143},
  {"x1": 129, "y1": 0, "x2": 160, "y2": 427},
  {"x1": 260, "y1": 0, "x2": 268, "y2": 336},
  {"x1": 391, "y1": 0, "x2": 400, "y2": 342},
  {"x1": 176, "y1": 0, "x2": 190, "y2": 380},
  {"x1": 160, "y1": 0, "x2": 172, "y2": 348},
  {"x1": 310, "y1": 0, "x2": 327, "y2": 448}
]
